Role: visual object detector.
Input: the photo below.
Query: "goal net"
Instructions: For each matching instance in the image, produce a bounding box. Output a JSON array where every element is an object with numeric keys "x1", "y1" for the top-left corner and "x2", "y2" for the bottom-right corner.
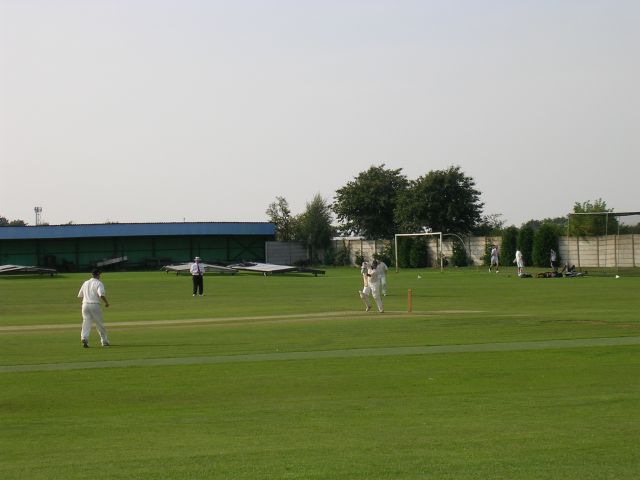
[
  {"x1": 565, "y1": 211, "x2": 640, "y2": 276},
  {"x1": 394, "y1": 232, "x2": 444, "y2": 272}
]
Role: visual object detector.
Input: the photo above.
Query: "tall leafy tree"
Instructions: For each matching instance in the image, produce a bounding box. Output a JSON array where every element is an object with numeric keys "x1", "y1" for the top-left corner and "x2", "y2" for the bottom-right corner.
[
  {"x1": 294, "y1": 193, "x2": 334, "y2": 263},
  {"x1": 266, "y1": 196, "x2": 296, "y2": 241},
  {"x1": 333, "y1": 165, "x2": 408, "y2": 239},
  {"x1": 518, "y1": 224, "x2": 535, "y2": 266},
  {"x1": 395, "y1": 166, "x2": 483, "y2": 234},
  {"x1": 532, "y1": 223, "x2": 560, "y2": 267},
  {"x1": 570, "y1": 198, "x2": 618, "y2": 236},
  {"x1": 472, "y1": 213, "x2": 505, "y2": 236},
  {"x1": 501, "y1": 226, "x2": 519, "y2": 268}
]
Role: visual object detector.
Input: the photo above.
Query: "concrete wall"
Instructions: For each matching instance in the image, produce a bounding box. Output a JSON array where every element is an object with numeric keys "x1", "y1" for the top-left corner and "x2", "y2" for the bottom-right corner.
[
  {"x1": 265, "y1": 241, "x2": 308, "y2": 265},
  {"x1": 559, "y1": 234, "x2": 637, "y2": 268},
  {"x1": 331, "y1": 238, "x2": 387, "y2": 265},
  {"x1": 268, "y1": 234, "x2": 638, "y2": 268},
  {"x1": 332, "y1": 234, "x2": 637, "y2": 268}
]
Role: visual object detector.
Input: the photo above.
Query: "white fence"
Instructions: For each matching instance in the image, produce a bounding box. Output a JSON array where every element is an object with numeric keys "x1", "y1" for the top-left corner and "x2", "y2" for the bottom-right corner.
[
  {"x1": 560, "y1": 234, "x2": 637, "y2": 268},
  {"x1": 333, "y1": 234, "x2": 638, "y2": 268},
  {"x1": 270, "y1": 234, "x2": 638, "y2": 268}
]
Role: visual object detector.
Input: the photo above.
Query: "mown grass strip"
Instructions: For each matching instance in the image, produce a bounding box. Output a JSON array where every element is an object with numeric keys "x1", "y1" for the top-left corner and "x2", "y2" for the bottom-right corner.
[{"x1": 3, "y1": 335, "x2": 639, "y2": 373}]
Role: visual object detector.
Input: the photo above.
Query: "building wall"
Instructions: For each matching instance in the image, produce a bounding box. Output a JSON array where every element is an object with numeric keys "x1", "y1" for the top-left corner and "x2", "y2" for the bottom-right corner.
[
  {"x1": 0, "y1": 235, "x2": 270, "y2": 271},
  {"x1": 265, "y1": 241, "x2": 308, "y2": 265}
]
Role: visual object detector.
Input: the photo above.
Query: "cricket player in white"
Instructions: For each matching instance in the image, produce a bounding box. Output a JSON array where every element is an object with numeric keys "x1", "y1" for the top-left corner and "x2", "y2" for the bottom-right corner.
[
  {"x1": 358, "y1": 261, "x2": 371, "y2": 311},
  {"x1": 78, "y1": 269, "x2": 110, "y2": 348},
  {"x1": 359, "y1": 260, "x2": 384, "y2": 313},
  {"x1": 376, "y1": 260, "x2": 389, "y2": 295},
  {"x1": 513, "y1": 250, "x2": 524, "y2": 276},
  {"x1": 489, "y1": 246, "x2": 499, "y2": 273}
]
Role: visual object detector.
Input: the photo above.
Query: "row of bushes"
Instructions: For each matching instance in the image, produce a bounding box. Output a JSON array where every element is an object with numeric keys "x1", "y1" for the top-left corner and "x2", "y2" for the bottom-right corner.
[
  {"x1": 483, "y1": 223, "x2": 561, "y2": 268},
  {"x1": 324, "y1": 222, "x2": 562, "y2": 269},
  {"x1": 325, "y1": 237, "x2": 450, "y2": 269}
]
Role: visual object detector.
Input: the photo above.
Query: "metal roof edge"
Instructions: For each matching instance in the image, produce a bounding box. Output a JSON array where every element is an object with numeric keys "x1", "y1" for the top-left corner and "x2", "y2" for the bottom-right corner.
[{"x1": 0, "y1": 222, "x2": 276, "y2": 240}]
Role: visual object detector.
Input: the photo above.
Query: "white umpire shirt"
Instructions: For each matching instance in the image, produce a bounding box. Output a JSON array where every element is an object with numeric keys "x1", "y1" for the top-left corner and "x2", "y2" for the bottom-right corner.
[{"x1": 190, "y1": 262, "x2": 204, "y2": 275}]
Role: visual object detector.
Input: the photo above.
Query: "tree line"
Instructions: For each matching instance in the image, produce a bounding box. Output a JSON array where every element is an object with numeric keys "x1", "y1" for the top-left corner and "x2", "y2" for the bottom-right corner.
[
  {"x1": 3, "y1": 165, "x2": 636, "y2": 267},
  {"x1": 266, "y1": 165, "x2": 638, "y2": 266},
  {"x1": 0, "y1": 217, "x2": 28, "y2": 227}
]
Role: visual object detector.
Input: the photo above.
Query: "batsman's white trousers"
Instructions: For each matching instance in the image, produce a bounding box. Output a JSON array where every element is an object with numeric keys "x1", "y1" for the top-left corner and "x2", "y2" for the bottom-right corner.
[
  {"x1": 362, "y1": 284, "x2": 384, "y2": 312},
  {"x1": 81, "y1": 303, "x2": 109, "y2": 344}
]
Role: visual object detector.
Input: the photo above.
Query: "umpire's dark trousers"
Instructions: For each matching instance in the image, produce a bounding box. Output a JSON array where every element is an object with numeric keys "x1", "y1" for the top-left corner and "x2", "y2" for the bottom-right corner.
[{"x1": 192, "y1": 274, "x2": 204, "y2": 295}]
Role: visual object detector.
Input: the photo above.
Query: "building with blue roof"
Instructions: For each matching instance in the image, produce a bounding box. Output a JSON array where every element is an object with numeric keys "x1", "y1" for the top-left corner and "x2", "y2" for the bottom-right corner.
[{"x1": 0, "y1": 222, "x2": 276, "y2": 271}]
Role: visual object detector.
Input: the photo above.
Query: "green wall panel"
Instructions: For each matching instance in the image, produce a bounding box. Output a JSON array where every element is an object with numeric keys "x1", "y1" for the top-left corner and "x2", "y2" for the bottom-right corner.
[{"x1": 0, "y1": 235, "x2": 268, "y2": 271}]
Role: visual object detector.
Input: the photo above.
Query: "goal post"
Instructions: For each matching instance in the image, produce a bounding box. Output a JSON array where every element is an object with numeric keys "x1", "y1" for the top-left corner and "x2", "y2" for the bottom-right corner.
[{"x1": 394, "y1": 232, "x2": 444, "y2": 272}]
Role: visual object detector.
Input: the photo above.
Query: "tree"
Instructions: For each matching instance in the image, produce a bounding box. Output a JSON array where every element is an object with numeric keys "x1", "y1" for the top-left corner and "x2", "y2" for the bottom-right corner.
[
  {"x1": 501, "y1": 226, "x2": 518, "y2": 268},
  {"x1": 333, "y1": 165, "x2": 408, "y2": 239},
  {"x1": 266, "y1": 196, "x2": 296, "y2": 241},
  {"x1": 532, "y1": 223, "x2": 559, "y2": 267},
  {"x1": 619, "y1": 222, "x2": 640, "y2": 234},
  {"x1": 570, "y1": 198, "x2": 618, "y2": 236},
  {"x1": 450, "y1": 240, "x2": 469, "y2": 267},
  {"x1": 518, "y1": 224, "x2": 534, "y2": 267},
  {"x1": 395, "y1": 166, "x2": 483, "y2": 234},
  {"x1": 472, "y1": 213, "x2": 505, "y2": 236},
  {"x1": 0, "y1": 216, "x2": 27, "y2": 226},
  {"x1": 294, "y1": 193, "x2": 334, "y2": 263},
  {"x1": 522, "y1": 216, "x2": 567, "y2": 232},
  {"x1": 409, "y1": 237, "x2": 429, "y2": 268}
]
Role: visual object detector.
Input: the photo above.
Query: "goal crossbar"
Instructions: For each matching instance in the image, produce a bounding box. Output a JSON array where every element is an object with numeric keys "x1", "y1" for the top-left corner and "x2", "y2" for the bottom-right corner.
[{"x1": 394, "y1": 232, "x2": 443, "y2": 272}]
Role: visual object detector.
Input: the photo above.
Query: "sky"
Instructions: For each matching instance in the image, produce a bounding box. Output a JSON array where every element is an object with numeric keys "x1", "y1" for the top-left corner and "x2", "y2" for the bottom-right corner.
[{"x1": 1, "y1": 0, "x2": 638, "y2": 227}]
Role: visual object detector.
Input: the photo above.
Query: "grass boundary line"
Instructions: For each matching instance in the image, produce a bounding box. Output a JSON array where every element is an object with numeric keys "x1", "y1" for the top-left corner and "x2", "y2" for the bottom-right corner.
[
  {"x1": 0, "y1": 310, "x2": 486, "y2": 333},
  {"x1": 2, "y1": 336, "x2": 639, "y2": 373}
]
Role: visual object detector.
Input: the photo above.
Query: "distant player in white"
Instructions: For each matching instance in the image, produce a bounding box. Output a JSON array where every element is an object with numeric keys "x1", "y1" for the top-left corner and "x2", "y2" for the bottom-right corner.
[
  {"x1": 513, "y1": 250, "x2": 524, "y2": 276},
  {"x1": 364, "y1": 260, "x2": 384, "y2": 313},
  {"x1": 358, "y1": 261, "x2": 372, "y2": 311},
  {"x1": 489, "y1": 246, "x2": 499, "y2": 273},
  {"x1": 376, "y1": 259, "x2": 389, "y2": 295},
  {"x1": 550, "y1": 249, "x2": 558, "y2": 273},
  {"x1": 78, "y1": 269, "x2": 110, "y2": 348}
]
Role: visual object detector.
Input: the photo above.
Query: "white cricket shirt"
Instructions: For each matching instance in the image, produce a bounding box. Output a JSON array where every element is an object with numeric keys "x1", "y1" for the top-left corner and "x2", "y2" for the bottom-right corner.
[{"x1": 78, "y1": 278, "x2": 106, "y2": 304}]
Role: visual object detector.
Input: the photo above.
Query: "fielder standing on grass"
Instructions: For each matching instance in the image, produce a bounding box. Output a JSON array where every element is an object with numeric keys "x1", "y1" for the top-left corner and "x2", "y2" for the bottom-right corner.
[
  {"x1": 78, "y1": 268, "x2": 110, "y2": 348},
  {"x1": 514, "y1": 250, "x2": 524, "y2": 277},
  {"x1": 550, "y1": 248, "x2": 559, "y2": 273},
  {"x1": 376, "y1": 259, "x2": 389, "y2": 295},
  {"x1": 489, "y1": 245, "x2": 499, "y2": 273}
]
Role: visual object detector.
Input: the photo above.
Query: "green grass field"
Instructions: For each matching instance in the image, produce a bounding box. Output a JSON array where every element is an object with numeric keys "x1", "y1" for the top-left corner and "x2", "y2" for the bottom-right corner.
[{"x1": 1, "y1": 267, "x2": 639, "y2": 479}]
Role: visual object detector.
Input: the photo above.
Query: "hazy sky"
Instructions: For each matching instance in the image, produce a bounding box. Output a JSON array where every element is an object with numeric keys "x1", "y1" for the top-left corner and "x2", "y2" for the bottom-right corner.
[{"x1": 1, "y1": 0, "x2": 638, "y2": 227}]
